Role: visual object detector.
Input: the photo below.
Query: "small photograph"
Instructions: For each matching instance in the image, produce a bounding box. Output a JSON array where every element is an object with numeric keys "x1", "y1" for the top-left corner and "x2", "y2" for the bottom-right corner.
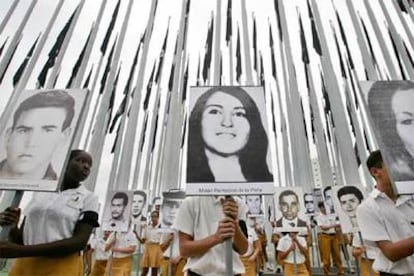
[
  {"x1": 186, "y1": 86, "x2": 274, "y2": 196},
  {"x1": 361, "y1": 81, "x2": 414, "y2": 194},
  {"x1": 0, "y1": 89, "x2": 88, "y2": 191},
  {"x1": 243, "y1": 194, "x2": 265, "y2": 217},
  {"x1": 274, "y1": 187, "x2": 308, "y2": 232},
  {"x1": 159, "y1": 190, "x2": 186, "y2": 231},
  {"x1": 131, "y1": 190, "x2": 148, "y2": 226},
  {"x1": 332, "y1": 185, "x2": 365, "y2": 233},
  {"x1": 303, "y1": 192, "x2": 315, "y2": 216},
  {"x1": 102, "y1": 190, "x2": 133, "y2": 232},
  {"x1": 322, "y1": 186, "x2": 336, "y2": 215}
]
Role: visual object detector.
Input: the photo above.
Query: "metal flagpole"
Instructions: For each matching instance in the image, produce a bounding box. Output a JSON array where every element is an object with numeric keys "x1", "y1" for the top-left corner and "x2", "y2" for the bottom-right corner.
[
  {"x1": 45, "y1": 0, "x2": 85, "y2": 89},
  {"x1": 0, "y1": 0, "x2": 20, "y2": 35},
  {"x1": 0, "y1": 0, "x2": 37, "y2": 81},
  {"x1": 115, "y1": 0, "x2": 158, "y2": 191}
]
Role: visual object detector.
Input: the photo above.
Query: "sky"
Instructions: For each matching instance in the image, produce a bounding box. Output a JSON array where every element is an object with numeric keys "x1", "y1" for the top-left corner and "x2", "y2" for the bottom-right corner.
[{"x1": 0, "y1": 0, "x2": 412, "y2": 207}]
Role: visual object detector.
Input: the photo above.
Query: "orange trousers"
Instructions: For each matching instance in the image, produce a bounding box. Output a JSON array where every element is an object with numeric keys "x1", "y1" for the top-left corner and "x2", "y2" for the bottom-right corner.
[{"x1": 318, "y1": 234, "x2": 344, "y2": 276}]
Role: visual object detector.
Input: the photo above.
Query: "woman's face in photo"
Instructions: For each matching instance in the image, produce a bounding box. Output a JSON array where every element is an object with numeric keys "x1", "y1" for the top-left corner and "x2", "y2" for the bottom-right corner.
[
  {"x1": 201, "y1": 91, "x2": 250, "y2": 155},
  {"x1": 392, "y1": 89, "x2": 414, "y2": 158},
  {"x1": 246, "y1": 195, "x2": 261, "y2": 214},
  {"x1": 339, "y1": 194, "x2": 359, "y2": 216}
]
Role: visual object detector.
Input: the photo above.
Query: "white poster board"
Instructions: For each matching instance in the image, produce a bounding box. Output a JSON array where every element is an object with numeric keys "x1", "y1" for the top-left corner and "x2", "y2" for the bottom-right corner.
[
  {"x1": 361, "y1": 81, "x2": 414, "y2": 194},
  {"x1": 0, "y1": 89, "x2": 88, "y2": 191},
  {"x1": 274, "y1": 187, "x2": 308, "y2": 232},
  {"x1": 185, "y1": 86, "x2": 274, "y2": 195},
  {"x1": 102, "y1": 190, "x2": 133, "y2": 232}
]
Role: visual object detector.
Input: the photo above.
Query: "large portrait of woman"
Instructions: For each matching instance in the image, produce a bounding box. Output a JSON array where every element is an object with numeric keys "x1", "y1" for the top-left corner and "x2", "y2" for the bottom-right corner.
[
  {"x1": 363, "y1": 81, "x2": 414, "y2": 194},
  {"x1": 185, "y1": 86, "x2": 274, "y2": 195}
]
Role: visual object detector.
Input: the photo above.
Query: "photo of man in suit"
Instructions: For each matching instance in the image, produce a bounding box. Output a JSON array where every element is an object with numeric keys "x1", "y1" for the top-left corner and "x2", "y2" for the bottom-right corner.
[{"x1": 276, "y1": 189, "x2": 307, "y2": 229}]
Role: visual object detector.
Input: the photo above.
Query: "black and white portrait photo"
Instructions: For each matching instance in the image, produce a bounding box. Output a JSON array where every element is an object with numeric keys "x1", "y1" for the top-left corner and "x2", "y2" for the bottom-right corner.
[
  {"x1": 186, "y1": 86, "x2": 274, "y2": 195},
  {"x1": 274, "y1": 187, "x2": 308, "y2": 232},
  {"x1": 362, "y1": 81, "x2": 414, "y2": 194},
  {"x1": 0, "y1": 89, "x2": 88, "y2": 191},
  {"x1": 323, "y1": 186, "x2": 336, "y2": 215},
  {"x1": 332, "y1": 185, "x2": 365, "y2": 233},
  {"x1": 303, "y1": 192, "x2": 315, "y2": 216},
  {"x1": 102, "y1": 190, "x2": 133, "y2": 232},
  {"x1": 159, "y1": 190, "x2": 185, "y2": 231},
  {"x1": 244, "y1": 194, "x2": 265, "y2": 217},
  {"x1": 131, "y1": 190, "x2": 148, "y2": 225}
]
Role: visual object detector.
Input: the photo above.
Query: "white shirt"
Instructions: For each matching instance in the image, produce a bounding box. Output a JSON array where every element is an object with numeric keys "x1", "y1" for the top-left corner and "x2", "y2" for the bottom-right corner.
[
  {"x1": 142, "y1": 223, "x2": 162, "y2": 243},
  {"x1": 90, "y1": 233, "x2": 110, "y2": 260},
  {"x1": 356, "y1": 189, "x2": 414, "y2": 275},
  {"x1": 351, "y1": 234, "x2": 379, "y2": 260},
  {"x1": 173, "y1": 196, "x2": 246, "y2": 276},
  {"x1": 316, "y1": 213, "x2": 336, "y2": 234},
  {"x1": 277, "y1": 235, "x2": 307, "y2": 264},
  {"x1": 107, "y1": 230, "x2": 138, "y2": 258},
  {"x1": 23, "y1": 185, "x2": 99, "y2": 245},
  {"x1": 242, "y1": 224, "x2": 258, "y2": 257}
]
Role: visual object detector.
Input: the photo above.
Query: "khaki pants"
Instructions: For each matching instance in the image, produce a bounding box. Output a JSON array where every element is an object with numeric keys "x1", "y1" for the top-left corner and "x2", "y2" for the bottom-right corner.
[
  {"x1": 318, "y1": 233, "x2": 344, "y2": 276},
  {"x1": 91, "y1": 259, "x2": 108, "y2": 276},
  {"x1": 160, "y1": 257, "x2": 186, "y2": 276},
  {"x1": 283, "y1": 263, "x2": 310, "y2": 276},
  {"x1": 359, "y1": 258, "x2": 379, "y2": 276},
  {"x1": 111, "y1": 256, "x2": 132, "y2": 276},
  {"x1": 240, "y1": 255, "x2": 256, "y2": 276}
]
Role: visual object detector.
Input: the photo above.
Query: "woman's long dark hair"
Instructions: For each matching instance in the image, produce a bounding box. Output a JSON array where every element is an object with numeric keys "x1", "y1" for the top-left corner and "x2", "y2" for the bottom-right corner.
[
  {"x1": 187, "y1": 86, "x2": 273, "y2": 182},
  {"x1": 368, "y1": 81, "x2": 414, "y2": 180}
]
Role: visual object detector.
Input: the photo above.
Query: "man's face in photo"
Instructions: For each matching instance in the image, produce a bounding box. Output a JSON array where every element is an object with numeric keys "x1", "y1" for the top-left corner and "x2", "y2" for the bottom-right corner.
[
  {"x1": 324, "y1": 188, "x2": 334, "y2": 212},
  {"x1": 111, "y1": 198, "x2": 126, "y2": 220},
  {"x1": 161, "y1": 198, "x2": 181, "y2": 226},
  {"x1": 5, "y1": 107, "x2": 68, "y2": 177},
  {"x1": 132, "y1": 194, "x2": 145, "y2": 217},
  {"x1": 304, "y1": 193, "x2": 314, "y2": 213},
  {"x1": 246, "y1": 195, "x2": 262, "y2": 215},
  {"x1": 279, "y1": 193, "x2": 299, "y2": 220}
]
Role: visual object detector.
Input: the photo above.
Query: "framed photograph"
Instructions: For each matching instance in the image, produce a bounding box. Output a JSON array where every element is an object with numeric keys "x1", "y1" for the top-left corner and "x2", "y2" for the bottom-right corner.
[
  {"x1": 361, "y1": 81, "x2": 414, "y2": 194},
  {"x1": 332, "y1": 185, "x2": 365, "y2": 233},
  {"x1": 274, "y1": 187, "x2": 308, "y2": 232},
  {"x1": 0, "y1": 89, "x2": 89, "y2": 191},
  {"x1": 185, "y1": 86, "x2": 274, "y2": 195},
  {"x1": 322, "y1": 186, "x2": 337, "y2": 215},
  {"x1": 102, "y1": 190, "x2": 133, "y2": 232},
  {"x1": 159, "y1": 189, "x2": 185, "y2": 231}
]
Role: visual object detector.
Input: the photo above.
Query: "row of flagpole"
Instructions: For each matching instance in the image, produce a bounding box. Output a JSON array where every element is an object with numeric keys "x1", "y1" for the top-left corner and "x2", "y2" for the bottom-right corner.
[{"x1": 0, "y1": 0, "x2": 414, "y2": 210}]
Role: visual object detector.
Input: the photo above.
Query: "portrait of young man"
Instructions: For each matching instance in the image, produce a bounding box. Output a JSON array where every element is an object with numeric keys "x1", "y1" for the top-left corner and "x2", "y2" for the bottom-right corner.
[
  {"x1": 0, "y1": 89, "x2": 88, "y2": 191},
  {"x1": 131, "y1": 190, "x2": 147, "y2": 224},
  {"x1": 102, "y1": 190, "x2": 133, "y2": 232},
  {"x1": 274, "y1": 187, "x2": 308, "y2": 231},
  {"x1": 160, "y1": 190, "x2": 185, "y2": 230}
]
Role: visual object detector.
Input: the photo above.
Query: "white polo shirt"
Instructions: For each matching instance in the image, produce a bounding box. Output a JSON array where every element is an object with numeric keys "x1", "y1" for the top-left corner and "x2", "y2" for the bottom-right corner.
[
  {"x1": 356, "y1": 189, "x2": 414, "y2": 275},
  {"x1": 316, "y1": 213, "x2": 336, "y2": 234},
  {"x1": 173, "y1": 196, "x2": 246, "y2": 276},
  {"x1": 23, "y1": 185, "x2": 99, "y2": 245},
  {"x1": 241, "y1": 224, "x2": 258, "y2": 257},
  {"x1": 142, "y1": 223, "x2": 162, "y2": 243},
  {"x1": 107, "y1": 230, "x2": 138, "y2": 258},
  {"x1": 276, "y1": 234, "x2": 307, "y2": 264}
]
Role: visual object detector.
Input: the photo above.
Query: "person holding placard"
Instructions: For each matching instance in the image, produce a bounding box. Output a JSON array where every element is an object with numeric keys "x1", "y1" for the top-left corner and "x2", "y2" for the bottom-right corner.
[
  {"x1": 0, "y1": 150, "x2": 99, "y2": 275},
  {"x1": 277, "y1": 231, "x2": 310, "y2": 276},
  {"x1": 356, "y1": 150, "x2": 414, "y2": 275},
  {"x1": 316, "y1": 202, "x2": 344, "y2": 276}
]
